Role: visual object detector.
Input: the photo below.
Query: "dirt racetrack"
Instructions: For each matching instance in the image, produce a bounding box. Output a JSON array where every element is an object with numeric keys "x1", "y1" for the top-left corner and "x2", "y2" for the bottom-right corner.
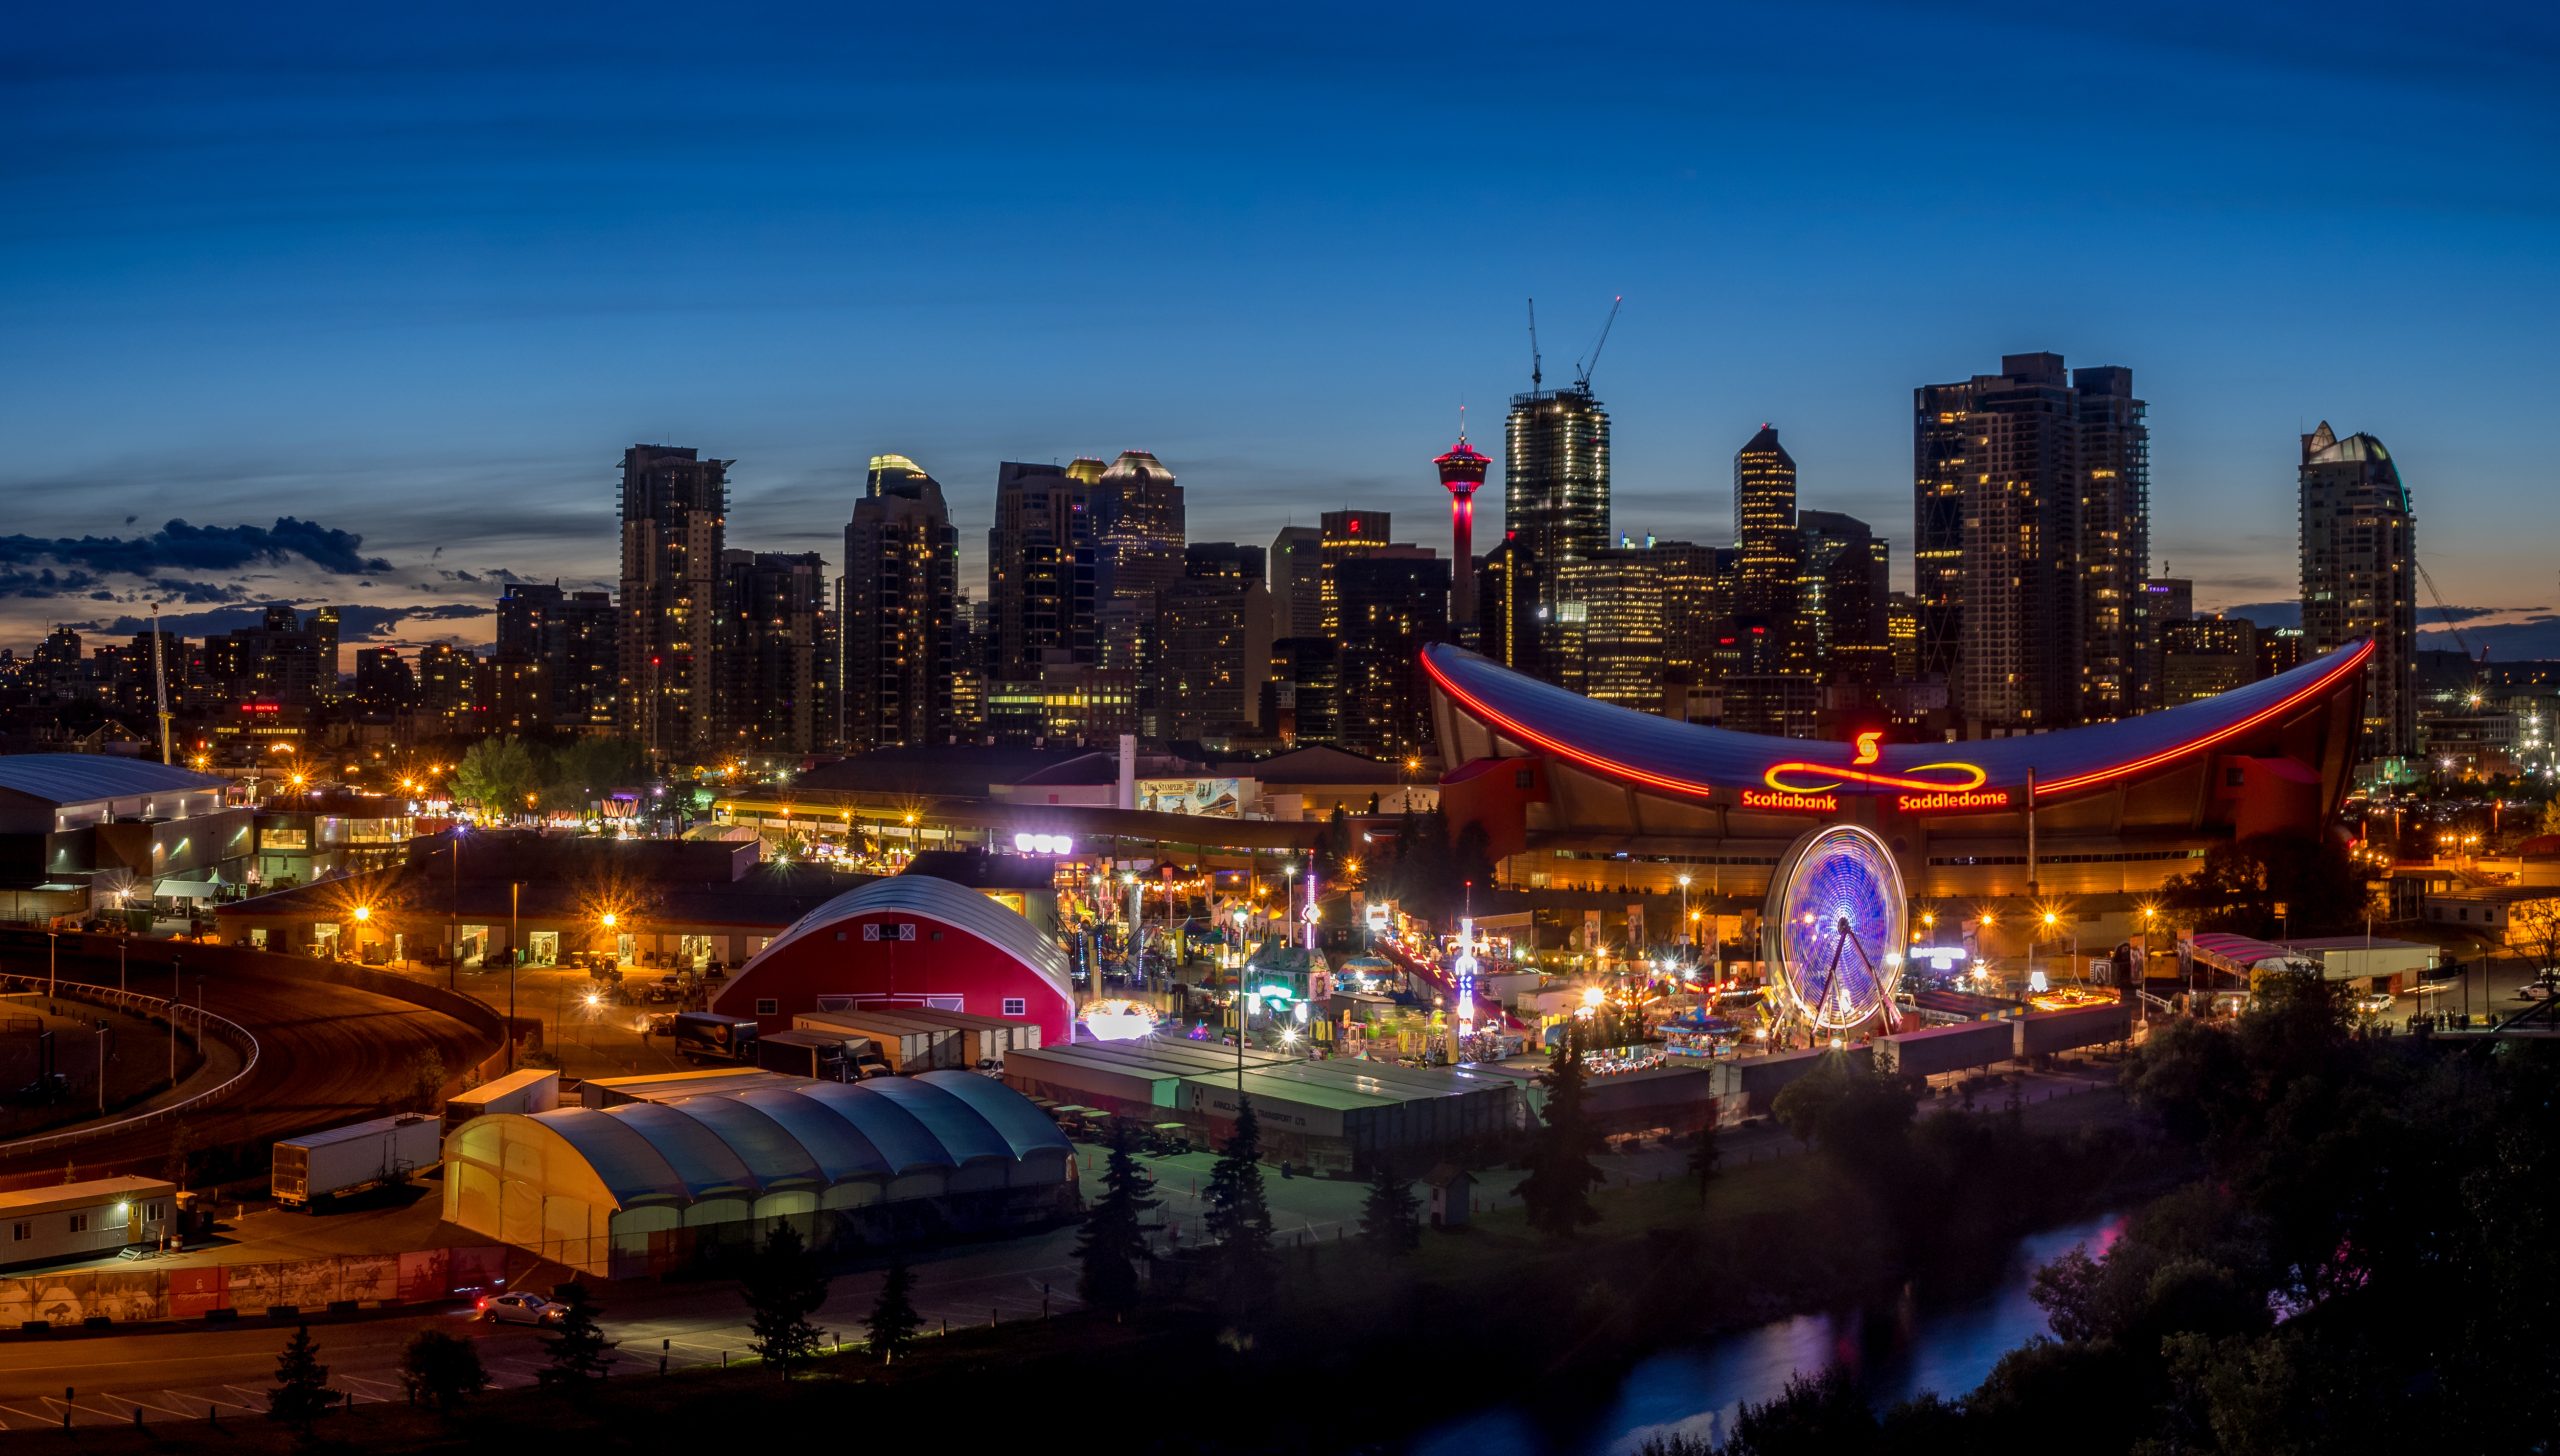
[{"x1": 0, "y1": 932, "x2": 494, "y2": 1189}]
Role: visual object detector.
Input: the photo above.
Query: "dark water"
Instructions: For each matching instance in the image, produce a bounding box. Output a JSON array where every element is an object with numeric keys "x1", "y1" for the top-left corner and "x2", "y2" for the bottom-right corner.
[{"x1": 1407, "y1": 1211, "x2": 2126, "y2": 1456}]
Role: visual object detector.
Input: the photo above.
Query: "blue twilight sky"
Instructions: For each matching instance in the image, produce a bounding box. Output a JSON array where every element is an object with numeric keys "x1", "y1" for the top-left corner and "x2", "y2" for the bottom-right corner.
[{"x1": 4, "y1": 1, "x2": 2556, "y2": 659}]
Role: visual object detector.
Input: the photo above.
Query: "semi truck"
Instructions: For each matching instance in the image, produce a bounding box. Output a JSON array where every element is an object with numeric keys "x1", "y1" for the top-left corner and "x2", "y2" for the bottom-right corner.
[
  {"x1": 754, "y1": 1029, "x2": 890, "y2": 1082},
  {"x1": 272, "y1": 1113, "x2": 441, "y2": 1211},
  {"x1": 443, "y1": 1068, "x2": 562, "y2": 1133},
  {"x1": 673, "y1": 1011, "x2": 761, "y2": 1065}
]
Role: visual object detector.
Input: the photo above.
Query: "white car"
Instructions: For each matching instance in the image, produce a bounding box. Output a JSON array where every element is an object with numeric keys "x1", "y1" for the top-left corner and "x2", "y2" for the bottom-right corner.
[
  {"x1": 476, "y1": 1291, "x2": 565, "y2": 1326},
  {"x1": 2517, "y1": 982, "x2": 2556, "y2": 1002},
  {"x1": 2354, "y1": 992, "x2": 2395, "y2": 1015}
]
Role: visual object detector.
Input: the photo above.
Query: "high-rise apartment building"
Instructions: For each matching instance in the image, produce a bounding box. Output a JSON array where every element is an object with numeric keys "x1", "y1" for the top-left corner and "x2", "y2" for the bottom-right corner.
[
  {"x1": 1092, "y1": 451, "x2": 1184, "y2": 616},
  {"x1": 717, "y1": 550, "x2": 824, "y2": 757},
  {"x1": 494, "y1": 582, "x2": 618, "y2": 731},
  {"x1": 1913, "y1": 353, "x2": 2148, "y2": 734},
  {"x1": 1476, "y1": 536, "x2": 1542, "y2": 679},
  {"x1": 2299, "y1": 421, "x2": 2417, "y2": 760},
  {"x1": 842, "y1": 454, "x2": 960, "y2": 750},
  {"x1": 310, "y1": 607, "x2": 340, "y2": 702},
  {"x1": 986, "y1": 461, "x2": 1097, "y2": 681},
  {"x1": 617, "y1": 444, "x2": 729, "y2": 759},
  {"x1": 1503, "y1": 384, "x2": 1610, "y2": 613},
  {"x1": 2133, "y1": 576, "x2": 2194, "y2": 712},
  {"x1": 206, "y1": 606, "x2": 325, "y2": 708},
  {"x1": 1317, "y1": 510, "x2": 1393, "y2": 637},
  {"x1": 1269, "y1": 527, "x2": 1323, "y2": 640}
]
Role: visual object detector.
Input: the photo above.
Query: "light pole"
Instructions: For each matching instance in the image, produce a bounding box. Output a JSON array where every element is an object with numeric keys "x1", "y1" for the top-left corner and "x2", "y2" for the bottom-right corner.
[
  {"x1": 168, "y1": 952, "x2": 182, "y2": 1089},
  {"x1": 508, "y1": 882, "x2": 521, "y2": 1072},
  {"x1": 47, "y1": 931, "x2": 57, "y2": 1000},
  {"x1": 1677, "y1": 874, "x2": 1692, "y2": 961}
]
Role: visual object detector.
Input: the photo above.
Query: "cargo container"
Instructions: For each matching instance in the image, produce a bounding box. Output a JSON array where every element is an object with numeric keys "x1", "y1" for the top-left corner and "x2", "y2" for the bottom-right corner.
[
  {"x1": 272, "y1": 1114, "x2": 440, "y2": 1210},
  {"x1": 444, "y1": 1068, "x2": 561, "y2": 1133},
  {"x1": 754, "y1": 1028, "x2": 875, "y2": 1081},
  {"x1": 792, "y1": 1008, "x2": 961, "y2": 1073}
]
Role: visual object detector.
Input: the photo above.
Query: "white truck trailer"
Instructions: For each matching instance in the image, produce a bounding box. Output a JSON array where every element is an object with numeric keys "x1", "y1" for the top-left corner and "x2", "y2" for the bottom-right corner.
[{"x1": 272, "y1": 1113, "x2": 441, "y2": 1211}]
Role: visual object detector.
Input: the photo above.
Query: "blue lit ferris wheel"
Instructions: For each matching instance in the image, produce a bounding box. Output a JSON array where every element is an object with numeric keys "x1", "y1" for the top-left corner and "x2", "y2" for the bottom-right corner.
[{"x1": 1762, "y1": 824, "x2": 1908, "y2": 1034}]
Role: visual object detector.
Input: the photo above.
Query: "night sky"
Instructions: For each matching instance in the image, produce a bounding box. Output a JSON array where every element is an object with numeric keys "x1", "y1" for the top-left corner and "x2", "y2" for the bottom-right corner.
[{"x1": 5, "y1": 2, "x2": 2555, "y2": 659}]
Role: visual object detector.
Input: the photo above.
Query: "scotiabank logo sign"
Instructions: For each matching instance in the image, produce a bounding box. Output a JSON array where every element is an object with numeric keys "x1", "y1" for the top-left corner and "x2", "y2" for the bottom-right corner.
[{"x1": 1754, "y1": 732, "x2": 2013, "y2": 813}]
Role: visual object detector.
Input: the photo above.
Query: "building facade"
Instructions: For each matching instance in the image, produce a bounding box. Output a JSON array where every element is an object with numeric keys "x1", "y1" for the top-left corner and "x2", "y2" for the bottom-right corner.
[
  {"x1": 617, "y1": 444, "x2": 730, "y2": 759},
  {"x1": 842, "y1": 455, "x2": 960, "y2": 751},
  {"x1": 1503, "y1": 384, "x2": 1610, "y2": 616},
  {"x1": 717, "y1": 549, "x2": 825, "y2": 757},
  {"x1": 986, "y1": 462, "x2": 1097, "y2": 683},
  {"x1": 2299, "y1": 422, "x2": 2417, "y2": 762}
]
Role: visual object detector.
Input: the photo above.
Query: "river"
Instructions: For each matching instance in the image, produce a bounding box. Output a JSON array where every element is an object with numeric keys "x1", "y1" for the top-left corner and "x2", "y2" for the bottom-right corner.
[{"x1": 1406, "y1": 1210, "x2": 2127, "y2": 1456}]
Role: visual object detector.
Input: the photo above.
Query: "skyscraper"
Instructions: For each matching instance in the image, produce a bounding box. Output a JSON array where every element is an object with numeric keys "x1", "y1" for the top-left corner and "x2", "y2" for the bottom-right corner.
[
  {"x1": 1157, "y1": 544, "x2": 1274, "y2": 742},
  {"x1": 1092, "y1": 450, "x2": 1185, "y2": 614},
  {"x1": 843, "y1": 454, "x2": 960, "y2": 750},
  {"x1": 497, "y1": 582, "x2": 616, "y2": 730},
  {"x1": 1476, "y1": 536, "x2": 1542, "y2": 679},
  {"x1": 1269, "y1": 526, "x2": 1323, "y2": 640},
  {"x1": 1912, "y1": 354, "x2": 2148, "y2": 734},
  {"x1": 617, "y1": 444, "x2": 729, "y2": 759},
  {"x1": 1798, "y1": 509, "x2": 1890, "y2": 689},
  {"x1": 2299, "y1": 421, "x2": 2416, "y2": 760},
  {"x1": 1436, "y1": 433, "x2": 1490, "y2": 629},
  {"x1": 717, "y1": 549, "x2": 824, "y2": 756},
  {"x1": 1317, "y1": 510, "x2": 1392, "y2": 637},
  {"x1": 986, "y1": 461, "x2": 1097, "y2": 681},
  {"x1": 1334, "y1": 549, "x2": 1449, "y2": 760},
  {"x1": 1503, "y1": 384, "x2": 1610, "y2": 613},
  {"x1": 1553, "y1": 549, "x2": 1666, "y2": 710},
  {"x1": 1734, "y1": 425, "x2": 1802, "y2": 632}
]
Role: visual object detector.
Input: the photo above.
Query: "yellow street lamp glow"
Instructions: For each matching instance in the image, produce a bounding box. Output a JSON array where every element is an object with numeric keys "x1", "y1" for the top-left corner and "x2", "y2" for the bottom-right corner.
[
  {"x1": 2042, "y1": 910, "x2": 2059, "y2": 927},
  {"x1": 352, "y1": 905, "x2": 370, "y2": 922},
  {"x1": 600, "y1": 913, "x2": 618, "y2": 930},
  {"x1": 1581, "y1": 986, "x2": 1604, "y2": 1008}
]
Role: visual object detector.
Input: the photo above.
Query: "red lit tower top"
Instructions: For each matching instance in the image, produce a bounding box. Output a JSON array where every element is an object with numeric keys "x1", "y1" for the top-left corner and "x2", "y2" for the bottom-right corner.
[{"x1": 1437, "y1": 427, "x2": 1491, "y2": 627}]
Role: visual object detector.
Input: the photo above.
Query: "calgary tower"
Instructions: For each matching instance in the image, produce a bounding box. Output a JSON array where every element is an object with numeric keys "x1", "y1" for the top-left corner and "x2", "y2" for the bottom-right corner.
[{"x1": 1436, "y1": 422, "x2": 1490, "y2": 630}]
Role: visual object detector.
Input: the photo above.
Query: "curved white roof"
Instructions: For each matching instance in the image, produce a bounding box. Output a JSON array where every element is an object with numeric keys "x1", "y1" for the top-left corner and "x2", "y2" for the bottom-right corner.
[
  {"x1": 740, "y1": 872, "x2": 1073, "y2": 1011},
  {"x1": 0, "y1": 753, "x2": 226, "y2": 806},
  {"x1": 450, "y1": 1074, "x2": 1069, "y2": 1211}
]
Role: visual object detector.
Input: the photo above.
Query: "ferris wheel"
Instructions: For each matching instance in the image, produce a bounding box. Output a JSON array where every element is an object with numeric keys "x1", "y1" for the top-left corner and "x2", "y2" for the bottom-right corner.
[{"x1": 1761, "y1": 824, "x2": 1908, "y2": 1035}]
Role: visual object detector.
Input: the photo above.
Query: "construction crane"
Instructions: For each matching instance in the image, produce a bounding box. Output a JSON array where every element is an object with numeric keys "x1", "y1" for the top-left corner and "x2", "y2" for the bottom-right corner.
[
  {"x1": 2414, "y1": 556, "x2": 2491, "y2": 705},
  {"x1": 1526, "y1": 297, "x2": 1543, "y2": 394},
  {"x1": 1574, "y1": 294, "x2": 1622, "y2": 391}
]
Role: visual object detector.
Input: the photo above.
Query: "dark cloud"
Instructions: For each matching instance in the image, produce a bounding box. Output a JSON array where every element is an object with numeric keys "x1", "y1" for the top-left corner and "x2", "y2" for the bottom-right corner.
[
  {"x1": 0, "y1": 518, "x2": 392, "y2": 577},
  {"x1": 151, "y1": 577, "x2": 250, "y2": 604},
  {"x1": 0, "y1": 567, "x2": 103, "y2": 598},
  {"x1": 2421, "y1": 621, "x2": 2560, "y2": 660},
  {"x1": 2222, "y1": 601, "x2": 2302, "y2": 630},
  {"x1": 2418, "y1": 604, "x2": 2504, "y2": 624},
  {"x1": 74, "y1": 600, "x2": 492, "y2": 638}
]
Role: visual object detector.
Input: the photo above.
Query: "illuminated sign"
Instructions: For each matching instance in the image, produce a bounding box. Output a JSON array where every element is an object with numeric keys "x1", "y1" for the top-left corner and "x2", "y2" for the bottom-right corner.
[
  {"x1": 1740, "y1": 789, "x2": 1838, "y2": 813},
  {"x1": 1136, "y1": 778, "x2": 1246, "y2": 818},
  {"x1": 1896, "y1": 789, "x2": 2012, "y2": 812},
  {"x1": 1764, "y1": 757, "x2": 1989, "y2": 796}
]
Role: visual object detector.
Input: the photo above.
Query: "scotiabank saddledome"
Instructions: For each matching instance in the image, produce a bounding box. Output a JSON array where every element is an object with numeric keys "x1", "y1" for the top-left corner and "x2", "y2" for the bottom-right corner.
[{"x1": 1423, "y1": 639, "x2": 2372, "y2": 902}]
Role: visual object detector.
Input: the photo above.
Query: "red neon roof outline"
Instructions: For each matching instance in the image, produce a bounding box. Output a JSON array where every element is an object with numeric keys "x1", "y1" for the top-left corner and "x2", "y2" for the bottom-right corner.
[
  {"x1": 1420, "y1": 649, "x2": 1716, "y2": 800},
  {"x1": 2034, "y1": 637, "x2": 2372, "y2": 796},
  {"x1": 1422, "y1": 636, "x2": 2372, "y2": 805}
]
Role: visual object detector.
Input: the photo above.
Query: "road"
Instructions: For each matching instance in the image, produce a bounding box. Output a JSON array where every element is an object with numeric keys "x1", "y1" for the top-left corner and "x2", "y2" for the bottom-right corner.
[{"x1": 0, "y1": 945, "x2": 491, "y2": 1189}]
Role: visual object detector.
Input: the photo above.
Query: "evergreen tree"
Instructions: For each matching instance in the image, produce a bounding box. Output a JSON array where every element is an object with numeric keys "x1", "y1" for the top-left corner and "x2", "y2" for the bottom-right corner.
[
  {"x1": 1687, "y1": 1120, "x2": 1723, "y2": 1207},
  {"x1": 266, "y1": 1324, "x2": 337, "y2": 1438},
  {"x1": 1203, "y1": 1094, "x2": 1278, "y2": 1323},
  {"x1": 868, "y1": 1255, "x2": 922, "y2": 1361},
  {"x1": 740, "y1": 1221, "x2": 830, "y2": 1377},
  {"x1": 1519, "y1": 1028, "x2": 1604, "y2": 1237},
  {"x1": 398, "y1": 1328, "x2": 488, "y2": 1412},
  {"x1": 1076, "y1": 1118, "x2": 1160, "y2": 1315},
  {"x1": 535, "y1": 1281, "x2": 616, "y2": 1388},
  {"x1": 1358, "y1": 1159, "x2": 1422, "y2": 1253}
]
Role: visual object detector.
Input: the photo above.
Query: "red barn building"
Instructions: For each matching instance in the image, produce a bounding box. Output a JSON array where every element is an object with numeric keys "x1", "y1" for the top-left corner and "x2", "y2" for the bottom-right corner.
[{"x1": 711, "y1": 875, "x2": 1074, "y2": 1044}]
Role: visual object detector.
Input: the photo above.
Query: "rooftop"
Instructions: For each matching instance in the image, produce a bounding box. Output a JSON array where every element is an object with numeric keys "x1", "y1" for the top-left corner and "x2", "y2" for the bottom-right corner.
[{"x1": 0, "y1": 753, "x2": 227, "y2": 807}]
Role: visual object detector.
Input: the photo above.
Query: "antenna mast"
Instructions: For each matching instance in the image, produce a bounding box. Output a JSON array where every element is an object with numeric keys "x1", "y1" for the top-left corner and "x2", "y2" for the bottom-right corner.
[{"x1": 149, "y1": 602, "x2": 173, "y2": 766}]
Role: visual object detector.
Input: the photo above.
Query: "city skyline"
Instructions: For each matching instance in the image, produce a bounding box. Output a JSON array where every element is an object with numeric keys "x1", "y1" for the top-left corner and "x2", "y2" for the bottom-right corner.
[{"x1": 5, "y1": 5, "x2": 2556, "y2": 660}]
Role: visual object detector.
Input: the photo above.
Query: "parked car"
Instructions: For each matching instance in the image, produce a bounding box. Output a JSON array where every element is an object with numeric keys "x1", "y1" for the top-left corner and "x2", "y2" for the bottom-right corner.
[
  {"x1": 2354, "y1": 991, "x2": 2395, "y2": 1015},
  {"x1": 476, "y1": 1291, "x2": 564, "y2": 1326},
  {"x1": 2517, "y1": 982, "x2": 2555, "y2": 1002}
]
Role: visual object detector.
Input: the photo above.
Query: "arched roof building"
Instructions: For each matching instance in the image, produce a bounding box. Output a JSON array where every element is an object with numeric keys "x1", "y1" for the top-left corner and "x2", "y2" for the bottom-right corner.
[
  {"x1": 1425, "y1": 638, "x2": 2372, "y2": 903},
  {"x1": 711, "y1": 872, "x2": 1075, "y2": 1042},
  {"x1": 442, "y1": 1071, "x2": 1071, "y2": 1277}
]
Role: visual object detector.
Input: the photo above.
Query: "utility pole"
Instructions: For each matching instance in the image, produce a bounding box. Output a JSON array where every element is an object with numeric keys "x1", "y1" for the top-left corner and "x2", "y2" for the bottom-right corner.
[
  {"x1": 507, "y1": 882, "x2": 520, "y2": 1073},
  {"x1": 169, "y1": 953, "x2": 182, "y2": 1088},
  {"x1": 149, "y1": 603, "x2": 174, "y2": 767}
]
